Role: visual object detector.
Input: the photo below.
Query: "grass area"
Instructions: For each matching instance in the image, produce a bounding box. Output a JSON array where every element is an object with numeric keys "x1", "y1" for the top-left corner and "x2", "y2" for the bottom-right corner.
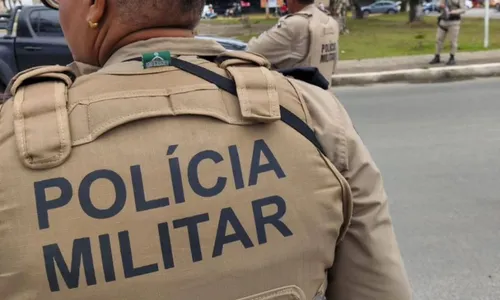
[
  {"x1": 230, "y1": 13, "x2": 500, "y2": 60},
  {"x1": 339, "y1": 14, "x2": 500, "y2": 59}
]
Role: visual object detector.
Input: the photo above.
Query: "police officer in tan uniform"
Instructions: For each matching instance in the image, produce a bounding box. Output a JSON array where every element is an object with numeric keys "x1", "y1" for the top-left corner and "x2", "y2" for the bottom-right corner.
[
  {"x1": 0, "y1": 0, "x2": 412, "y2": 299},
  {"x1": 247, "y1": 0, "x2": 339, "y2": 84},
  {"x1": 429, "y1": 0, "x2": 466, "y2": 66}
]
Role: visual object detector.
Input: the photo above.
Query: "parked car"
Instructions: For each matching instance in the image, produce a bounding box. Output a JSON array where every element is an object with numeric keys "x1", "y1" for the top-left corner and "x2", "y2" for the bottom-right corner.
[
  {"x1": 423, "y1": 0, "x2": 472, "y2": 13},
  {"x1": 423, "y1": 0, "x2": 440, "y2": 14},
  {"x1": 476, "y1": 0, "x2": 500, "y2": 8},
  {"x1": 361, "y1": 0, "x2": 401, "y2": 17},
  {"x1": 489, "y1": 0, "x2": 500, "y2": 9},
  {"x1": 0, "y1": 13, "x2": 9, "y2": 31},
  {"x1": 0, "y1": 5, "x2": 248, "y2": 93}
]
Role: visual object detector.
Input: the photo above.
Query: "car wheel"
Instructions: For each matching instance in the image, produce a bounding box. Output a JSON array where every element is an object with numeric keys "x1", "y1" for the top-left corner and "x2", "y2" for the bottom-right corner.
[
  {"x1": 387, "y1": 9, "x2": 397, "y2": 14},
  {"x1": 363, "y1": 10, "x2": 370, "y2": 17}
]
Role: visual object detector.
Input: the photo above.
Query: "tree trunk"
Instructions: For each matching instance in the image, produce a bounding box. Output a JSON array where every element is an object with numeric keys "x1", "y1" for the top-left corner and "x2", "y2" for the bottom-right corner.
[
  {"x1": 265, "y1": 0, "x2": 270, "y2": 18},
  {"x1": 352, "y1": 0, "x2": 364, "y2": 19},
  {"x1": 409, "y1": 0, "x2": 420, "y2": 22},
  {"x1": 400, "y1": 0, "x2": 408, "y2": 12},
  {"x1": 330, "y1": 0, "x2": 350, "y2": 33}
]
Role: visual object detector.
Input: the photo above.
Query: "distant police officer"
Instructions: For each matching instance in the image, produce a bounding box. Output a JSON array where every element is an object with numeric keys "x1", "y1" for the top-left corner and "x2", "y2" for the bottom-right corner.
[
  {"x1": 429, "y1": 0, "x2": 466, "y2": 66},
  {"x1": 0, "y1": 0, "x2": 412, "y2": 299},
  {"x1": 247, "y1": 0, "x2": 339, "y2": 85}
]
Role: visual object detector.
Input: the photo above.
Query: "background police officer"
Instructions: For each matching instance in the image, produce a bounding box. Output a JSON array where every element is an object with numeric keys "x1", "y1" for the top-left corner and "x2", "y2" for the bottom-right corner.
[
  {"x1": 247, "y1": 0, "x2": 339, "y2": 84},
  {"x1": 0, "y1": 0, "x2": 411, "y2": 299},
  {"x1": 429, "y1": 0, "x2": 466, "y2": 66}
]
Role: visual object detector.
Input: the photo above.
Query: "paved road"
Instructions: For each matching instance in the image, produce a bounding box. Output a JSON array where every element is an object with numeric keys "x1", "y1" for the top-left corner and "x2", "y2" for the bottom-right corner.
[
  {"x1": 428, "y1": 7, "x2": 500, "y2": 18},
  {"x1": 333, "y1": 78, "x2": 500, "y2": 300}
]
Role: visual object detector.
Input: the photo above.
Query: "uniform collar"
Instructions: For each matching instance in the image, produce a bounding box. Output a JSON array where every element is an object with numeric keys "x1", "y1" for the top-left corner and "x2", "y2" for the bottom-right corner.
[
  {"x1": 104, "y1": 37, "x2": 227, "y2": 67},
  {"x1": 298, "y1": 4, "x2": 319, "y2": 15},
  {"x1": 67, "y1": 61, "x2": 101, "y2": 77}
]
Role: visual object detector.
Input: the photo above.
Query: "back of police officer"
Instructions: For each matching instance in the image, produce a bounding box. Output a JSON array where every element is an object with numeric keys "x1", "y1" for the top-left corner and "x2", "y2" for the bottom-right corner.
[
  {"x1": 0, "y1": 0, "x2": 412, "y2": 299},
  {"x1": 247, "y1": 0, "x2": 339, "y2": 86}
]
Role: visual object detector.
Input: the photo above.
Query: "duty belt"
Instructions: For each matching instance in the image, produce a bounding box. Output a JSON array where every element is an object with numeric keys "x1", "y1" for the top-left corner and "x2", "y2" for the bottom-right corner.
[{"x1": 438, "y1": 13, "x2": 461, "y2": 31}]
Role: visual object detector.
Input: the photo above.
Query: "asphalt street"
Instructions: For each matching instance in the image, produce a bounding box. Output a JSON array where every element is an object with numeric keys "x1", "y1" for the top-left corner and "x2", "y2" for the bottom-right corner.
[{"x1": 333, "y1": 78, "x2": 500, "y2": 300}]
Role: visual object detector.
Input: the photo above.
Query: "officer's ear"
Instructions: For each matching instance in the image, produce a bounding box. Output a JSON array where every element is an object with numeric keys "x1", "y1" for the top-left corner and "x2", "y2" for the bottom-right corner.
[{"x1": 87, "y1": 0, "x2": 106, "y2": 26}]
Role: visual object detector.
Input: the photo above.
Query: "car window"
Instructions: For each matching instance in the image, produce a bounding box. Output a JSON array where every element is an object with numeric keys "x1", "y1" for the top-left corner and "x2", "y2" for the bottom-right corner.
[{"x1": 30, "y1": 9, "x2": 63, "y2": 37}]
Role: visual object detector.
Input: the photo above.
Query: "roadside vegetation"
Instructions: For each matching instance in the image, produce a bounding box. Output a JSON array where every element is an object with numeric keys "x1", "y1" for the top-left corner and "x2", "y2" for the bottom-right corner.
[{"x1": 200, "y1": 14, "x2": 500, "y2": 60}]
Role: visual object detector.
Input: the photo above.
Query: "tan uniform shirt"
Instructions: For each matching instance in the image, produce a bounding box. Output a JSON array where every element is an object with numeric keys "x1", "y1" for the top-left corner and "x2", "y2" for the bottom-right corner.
[
  {"x1": 247, "y1": 5, "x2": 339, "y2": 72},
  {"x1": 440, "y1": 0, "x2": 466, "y2": 15},
  {"x1": 0, "y1": 38, "x2": 411, "y2": 300}
]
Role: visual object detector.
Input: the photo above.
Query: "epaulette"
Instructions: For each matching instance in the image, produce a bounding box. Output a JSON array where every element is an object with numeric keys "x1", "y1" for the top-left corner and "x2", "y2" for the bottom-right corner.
[
  {"x1": 215, "y1": 51, "x2": 280, "y2": 122},
  {"x1": 9, "y1": 65, "x2": 76, "y2": 170}
]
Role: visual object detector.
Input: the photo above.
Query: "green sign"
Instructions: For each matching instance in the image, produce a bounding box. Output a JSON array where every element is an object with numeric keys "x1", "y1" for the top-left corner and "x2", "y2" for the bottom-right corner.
[{"x1": 142, "y1": 51, "x2": 172, "y2": 69}]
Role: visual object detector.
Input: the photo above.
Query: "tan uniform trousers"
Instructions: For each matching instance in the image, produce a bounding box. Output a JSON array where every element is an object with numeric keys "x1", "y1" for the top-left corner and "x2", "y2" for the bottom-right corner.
[{"x1": 436, "y1": 20, "x2": 461, "y2": 55}]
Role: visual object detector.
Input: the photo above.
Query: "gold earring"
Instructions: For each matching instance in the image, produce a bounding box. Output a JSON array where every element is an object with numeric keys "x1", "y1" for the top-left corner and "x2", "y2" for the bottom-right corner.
[{"x1": 88, "y1": 20, "x2": 98, "y2": 29}]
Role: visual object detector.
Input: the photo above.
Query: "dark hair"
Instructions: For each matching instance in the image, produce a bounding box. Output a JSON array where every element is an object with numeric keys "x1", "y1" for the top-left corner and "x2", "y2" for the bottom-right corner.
[{"x1": 117, "y1": 0, "x2": 205, "y2": 29}]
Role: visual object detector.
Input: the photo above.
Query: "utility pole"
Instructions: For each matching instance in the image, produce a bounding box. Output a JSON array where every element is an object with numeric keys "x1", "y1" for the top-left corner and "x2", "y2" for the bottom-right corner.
[{"x1": 484, "y1": 0, "x2": 490, "y2": 48}]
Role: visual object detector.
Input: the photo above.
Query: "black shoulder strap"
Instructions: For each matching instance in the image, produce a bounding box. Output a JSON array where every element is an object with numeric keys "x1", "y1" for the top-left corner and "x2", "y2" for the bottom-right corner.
[
  {"x1": 124, "y1": 56, "x2": 326, "y2": 155},
  {"x1": 276, "y1": 67, "x2": 329, "y2": 90}
]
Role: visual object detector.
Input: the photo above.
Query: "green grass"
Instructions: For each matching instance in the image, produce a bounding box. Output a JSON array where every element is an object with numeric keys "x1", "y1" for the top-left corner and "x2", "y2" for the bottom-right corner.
[
  {"x1": 338, "y1": 14, "x2": 500, "y2": 60},
  {"x1": 231, "y1": 13, "x2": 500, "y2": 60}
]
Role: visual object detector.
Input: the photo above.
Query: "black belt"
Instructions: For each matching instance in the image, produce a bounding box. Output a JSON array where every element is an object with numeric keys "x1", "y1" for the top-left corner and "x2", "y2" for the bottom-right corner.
[
  {"x1": 124, "y1": 56, "x2": 326, "y2": 155},
  {"x1": 438, "y1": 13, "x2": 461, "y2": 31}
]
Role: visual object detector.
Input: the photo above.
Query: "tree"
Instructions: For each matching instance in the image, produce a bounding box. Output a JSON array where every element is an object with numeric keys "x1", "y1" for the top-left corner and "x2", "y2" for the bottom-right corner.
[
  {"x1": 408, "y1": 0, "x2": 423, "y2": 23},
  {"x1": 400, "y1": 0, "x2": 408, "y2": 12},
  {"x1": 265, "y1": 0, "x2": 270, "y2": 18},
  {"x1": 329, "y1": 0, "x2": 353, "y2": 34},
  {"x1": 408, "y1": 0, "x2": 419, "y2": 22}
]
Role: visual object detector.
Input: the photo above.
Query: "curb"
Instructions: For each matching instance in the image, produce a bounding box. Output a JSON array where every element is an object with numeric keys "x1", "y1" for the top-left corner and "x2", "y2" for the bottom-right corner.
[{"x1": 331, "y1": 63, "x2": 500, "y2": 86}]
